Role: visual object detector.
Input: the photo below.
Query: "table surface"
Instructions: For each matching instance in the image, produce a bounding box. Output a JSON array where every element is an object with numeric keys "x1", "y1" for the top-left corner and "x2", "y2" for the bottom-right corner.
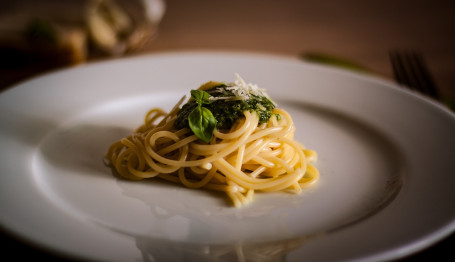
[{"x1": 1, "y1": 0, "x2": 454, "y2": 261}]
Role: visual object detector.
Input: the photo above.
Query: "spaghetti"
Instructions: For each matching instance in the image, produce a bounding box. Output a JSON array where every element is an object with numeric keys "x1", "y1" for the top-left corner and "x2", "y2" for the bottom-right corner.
[{"x1": 105, "y1": 76, "x2": 319, "y2": 207}]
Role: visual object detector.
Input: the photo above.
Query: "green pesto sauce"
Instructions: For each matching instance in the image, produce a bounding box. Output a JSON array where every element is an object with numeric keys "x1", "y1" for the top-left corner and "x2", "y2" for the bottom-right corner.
[{"x1": 175, "y1": 85, "x2": 277, "y2": 130}]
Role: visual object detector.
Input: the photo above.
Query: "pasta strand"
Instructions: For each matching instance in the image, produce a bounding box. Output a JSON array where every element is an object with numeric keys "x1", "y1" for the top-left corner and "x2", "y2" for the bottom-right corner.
[{"x1": 105, "y1": 103, "x2": 319, "y2": 207}]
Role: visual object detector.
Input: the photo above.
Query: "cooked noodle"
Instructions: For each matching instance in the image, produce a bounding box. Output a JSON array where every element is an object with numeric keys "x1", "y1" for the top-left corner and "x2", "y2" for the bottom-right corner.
[{"x1": 105, "y1": 94, "x2": 319, "y2": 207}]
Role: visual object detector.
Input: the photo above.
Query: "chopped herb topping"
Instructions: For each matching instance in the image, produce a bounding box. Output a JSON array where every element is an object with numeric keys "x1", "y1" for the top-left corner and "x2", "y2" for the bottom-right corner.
[{"x1": 175, "y1": 75, "x2": 278, "y2": 133}]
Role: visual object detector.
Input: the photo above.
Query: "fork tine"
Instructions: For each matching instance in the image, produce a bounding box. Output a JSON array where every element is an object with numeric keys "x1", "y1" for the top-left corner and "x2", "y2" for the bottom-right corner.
[
  {"x1": 389, "y1": 51, "x2": 412, "y2": 88},
  {"x1": 410, "y1": 52, "x2": 440, "y2": 99},
  {"x1": 389, "y1": 51, "x2": 440, "y2": 99}
]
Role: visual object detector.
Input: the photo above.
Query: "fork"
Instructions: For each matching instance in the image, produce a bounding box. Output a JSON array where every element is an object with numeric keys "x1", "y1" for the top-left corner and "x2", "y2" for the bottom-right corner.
[{"x1": 389, "y1": 50, "x2": 440, "y2": 100}]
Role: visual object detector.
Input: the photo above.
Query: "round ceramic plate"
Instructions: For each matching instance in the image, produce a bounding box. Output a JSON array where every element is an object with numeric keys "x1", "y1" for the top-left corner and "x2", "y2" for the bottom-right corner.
[{"x1": 1, "y1": 52, "x2": 454, "y2": 262}]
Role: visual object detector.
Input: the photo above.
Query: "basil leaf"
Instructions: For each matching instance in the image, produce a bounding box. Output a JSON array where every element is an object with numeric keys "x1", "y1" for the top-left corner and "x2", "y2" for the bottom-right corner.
[
  {"x1": 190, "y1": 89, "x2": 202, "y2": 102},
  {"x1": 188, "y1": 106, "x2": 217, "y2": 143},
  {"x1": 191, "y1": 89, "x2": 211, "y2": 105}
]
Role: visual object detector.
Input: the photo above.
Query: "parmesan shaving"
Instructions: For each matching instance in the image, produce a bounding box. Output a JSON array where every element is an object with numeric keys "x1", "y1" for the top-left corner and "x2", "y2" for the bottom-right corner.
[{"x1": 208, "y1": 73, "x2": 272, "y2": 102}]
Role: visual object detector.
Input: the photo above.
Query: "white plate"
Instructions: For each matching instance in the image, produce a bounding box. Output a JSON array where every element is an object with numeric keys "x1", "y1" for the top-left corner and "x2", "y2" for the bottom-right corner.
[{"x1": 1, "y1": 51, "x2": 454, "y2": 262}]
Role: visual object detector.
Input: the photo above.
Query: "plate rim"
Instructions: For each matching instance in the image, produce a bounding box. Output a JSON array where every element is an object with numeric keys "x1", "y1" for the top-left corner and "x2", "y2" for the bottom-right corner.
[{"x1": 1, "y1": 50, "x2": 454, "y2": 261}]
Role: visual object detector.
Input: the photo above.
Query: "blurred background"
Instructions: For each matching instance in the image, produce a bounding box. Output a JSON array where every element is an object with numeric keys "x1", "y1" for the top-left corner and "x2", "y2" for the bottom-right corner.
[
  {"x1": 1, "y1": 0, "x2": 455, "y2": 98},
  {"x1": 1, "y1": 0, "x2": 454, "y2": 261}
]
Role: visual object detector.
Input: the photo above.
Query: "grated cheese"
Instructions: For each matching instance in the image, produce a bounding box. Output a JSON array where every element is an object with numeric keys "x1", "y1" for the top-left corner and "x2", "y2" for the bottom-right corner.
[{"x1": 209, "y1": 73, "x2": 272, "y2": 102}]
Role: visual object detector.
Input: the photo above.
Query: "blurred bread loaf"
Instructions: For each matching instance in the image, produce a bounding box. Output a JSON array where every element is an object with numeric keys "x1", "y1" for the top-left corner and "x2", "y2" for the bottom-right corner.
[{"x1": 0, "y1": 0, "x2": 165, "y2": 67}]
